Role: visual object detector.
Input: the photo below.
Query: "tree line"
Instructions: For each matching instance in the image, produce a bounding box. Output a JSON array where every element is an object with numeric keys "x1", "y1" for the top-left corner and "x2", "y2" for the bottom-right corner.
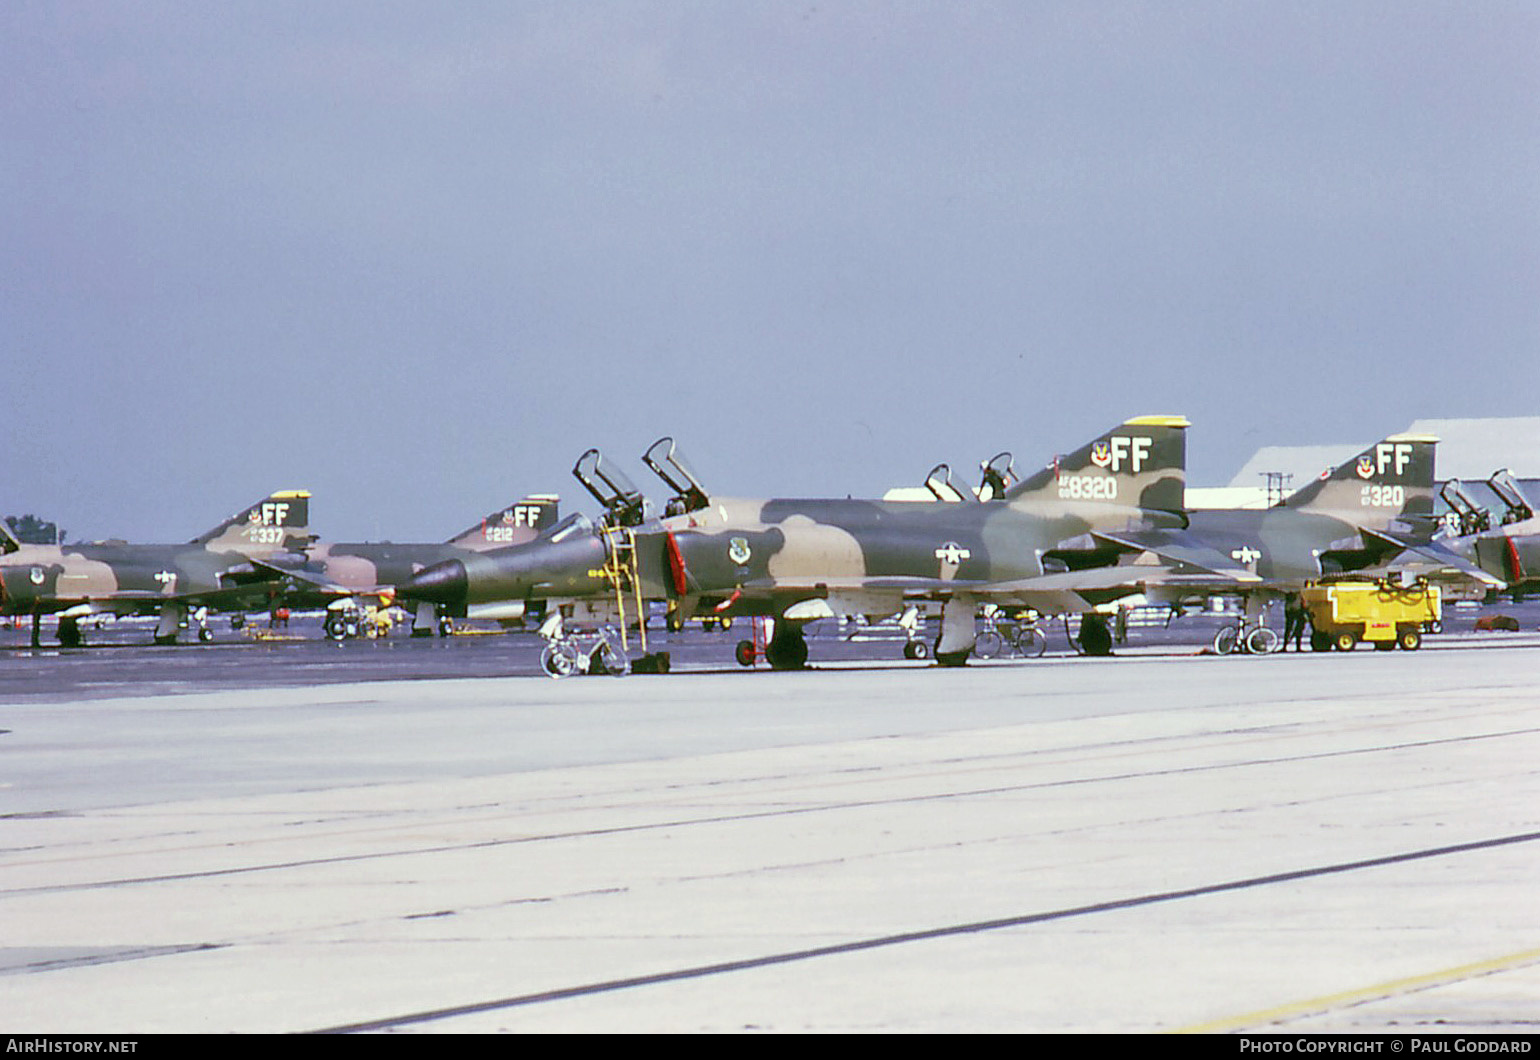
[{"x1": 5, "y1": 515, "x2": 64, "y2": 545}]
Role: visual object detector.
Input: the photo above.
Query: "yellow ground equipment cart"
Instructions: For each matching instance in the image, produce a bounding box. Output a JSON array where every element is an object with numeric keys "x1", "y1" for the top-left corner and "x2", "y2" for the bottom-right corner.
[{"x1": 1301, "y1": 576, "x2": 1441, "y2": 652}]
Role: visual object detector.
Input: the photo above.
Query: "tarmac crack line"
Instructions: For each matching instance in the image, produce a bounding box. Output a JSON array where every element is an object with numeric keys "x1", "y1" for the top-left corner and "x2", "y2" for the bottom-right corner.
[
  {"x1": 310, "y1": 828, "x2": 1540, "y2": 1034},
  {"x1": 2, "y1": 724, "x2": 1535, "y2": 898}
]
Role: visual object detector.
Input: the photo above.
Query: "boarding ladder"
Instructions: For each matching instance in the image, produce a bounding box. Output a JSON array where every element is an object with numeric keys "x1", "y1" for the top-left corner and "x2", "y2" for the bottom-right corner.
[{"x1": 599, "y1": 525, "x2": 649, "y2": 655}]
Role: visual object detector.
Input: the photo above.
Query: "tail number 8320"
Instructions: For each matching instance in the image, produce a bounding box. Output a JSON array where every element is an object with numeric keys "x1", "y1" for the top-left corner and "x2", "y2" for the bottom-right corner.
[{"x1": 1058, "y1": 474, "x2": 1118, "y2": 501}]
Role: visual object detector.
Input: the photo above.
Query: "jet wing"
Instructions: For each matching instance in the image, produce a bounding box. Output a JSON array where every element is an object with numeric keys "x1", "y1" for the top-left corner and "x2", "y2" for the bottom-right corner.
[
  {"x1": 1358, "y1": 529, "x2": 1507, "y2": 590},
  {"x1": 734, "y1": 562, "x2": 1237, "y2": 617},
  {"x1": 1090, "y1": 529, "x2": 1265, "y2": 583},
  {"x1": 233, "y1": 557, "x2": 355, "y2": 595}
]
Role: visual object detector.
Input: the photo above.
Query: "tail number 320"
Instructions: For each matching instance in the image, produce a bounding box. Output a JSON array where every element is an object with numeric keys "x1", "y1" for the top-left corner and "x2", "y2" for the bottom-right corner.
[{"x1": 1361, "y1": 485, "x2": 1405, "y2": 508}]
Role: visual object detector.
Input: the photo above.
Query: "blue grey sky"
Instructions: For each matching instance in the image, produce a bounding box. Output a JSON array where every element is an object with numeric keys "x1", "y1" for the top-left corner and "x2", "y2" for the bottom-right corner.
[{"x1": 5, "y1": 2, "x2": 1537, "y2": 541}]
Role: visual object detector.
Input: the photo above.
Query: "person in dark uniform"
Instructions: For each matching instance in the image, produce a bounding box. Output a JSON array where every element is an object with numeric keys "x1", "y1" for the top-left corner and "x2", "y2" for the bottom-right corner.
[{"x1": 1283, "y1": 593, "x2": 1307, "y2": 651}]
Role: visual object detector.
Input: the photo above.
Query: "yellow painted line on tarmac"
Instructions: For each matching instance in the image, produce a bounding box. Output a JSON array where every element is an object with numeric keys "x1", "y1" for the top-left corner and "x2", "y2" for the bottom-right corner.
[{"x1": 1172, "y1": 946, "x2": 1540, "y2": 1034}]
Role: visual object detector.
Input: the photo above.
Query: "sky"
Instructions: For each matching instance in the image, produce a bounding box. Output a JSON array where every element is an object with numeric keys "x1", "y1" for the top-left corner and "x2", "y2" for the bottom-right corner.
[{"x1": 4, "y1": 1, "x2": 1538, "y2": 542}]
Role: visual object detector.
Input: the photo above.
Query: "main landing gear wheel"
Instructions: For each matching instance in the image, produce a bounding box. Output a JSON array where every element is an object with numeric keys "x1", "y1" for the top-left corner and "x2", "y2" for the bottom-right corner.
[
  {"x1": 765, "y1": 633, "x2": 808, "y2": 670},
  {"x1": 1078, "y1": 613, "x2": 1114, "y2": 656},
  {"x1": 58, "y1": 617, "x2": 83, "y2": 648},
  {"x1": 934, "y1": 649, "x2": 970, "y2": 667}
]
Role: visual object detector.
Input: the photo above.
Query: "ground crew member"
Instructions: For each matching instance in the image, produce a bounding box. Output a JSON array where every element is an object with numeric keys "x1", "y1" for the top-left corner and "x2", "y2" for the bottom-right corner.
[{"x1": 1283, "y1": 593, "x2": 1307, "y2": 651}]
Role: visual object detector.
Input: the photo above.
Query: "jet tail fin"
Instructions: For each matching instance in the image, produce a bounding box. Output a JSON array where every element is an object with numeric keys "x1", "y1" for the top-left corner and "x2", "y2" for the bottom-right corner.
[
  {"x1": 1006, "y1": 415, "x2": 1188, "y2": 513},
  {"x1": 445, "y1": 494, "x2": 560, "y2": 550},
  {"x1": 1284, "y1": 435, "x2": 1437, "y2": 524},
  {"x1": 191, "y1": 490, "x2": 313, "y2": 551}
]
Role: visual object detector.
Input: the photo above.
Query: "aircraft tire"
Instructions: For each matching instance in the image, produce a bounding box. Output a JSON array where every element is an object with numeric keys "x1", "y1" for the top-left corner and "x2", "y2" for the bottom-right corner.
[
  {"x1": 735, "y1": 640, "x2": 756, "y2": 667},
  {"x1": 934, "y1": 649, "x2": 970, "y2": 667},
  {"x1": 904, "y1": 639, "x2": 930, "y2": 661},
  {"x1": 765, "y1": 635, "x2": 808, "y2": 670},
  {"x1": 1079, "y1": 613, "x2": 1114, "y2": 656},
  {"x1": 58, "y1": 618, "x2": 84, "y2": 649}
]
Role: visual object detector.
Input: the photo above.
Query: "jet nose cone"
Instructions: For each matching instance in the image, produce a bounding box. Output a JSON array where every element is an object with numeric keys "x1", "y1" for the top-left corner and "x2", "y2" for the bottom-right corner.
[{"x1": 397, "y1": 559, "x2": 468, "y2": 605}]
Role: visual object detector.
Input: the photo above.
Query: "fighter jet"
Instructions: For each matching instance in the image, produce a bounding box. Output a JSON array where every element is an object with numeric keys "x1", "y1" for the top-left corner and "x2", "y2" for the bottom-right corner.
[
  {"x1": 1078, "y1": 432, "x2": 1506, "y2": 647},
  {"x1": 257, "y1": 494, "x2": 560, "y2": 636},
  {"x1": 397, "y1": 417, "x2": 1192, "y2": 669},
  {"x1": 0, "y1": 490, "x2": 314, "y2": 646}
]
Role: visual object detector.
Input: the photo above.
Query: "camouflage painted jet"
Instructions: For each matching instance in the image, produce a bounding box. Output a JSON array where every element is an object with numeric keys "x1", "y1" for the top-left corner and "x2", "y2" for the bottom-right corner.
[
  {"x1": 0, "y1": 490, "x2": 314, "y2": 646},
  {"x1": 1077, "y1": 433, "x2": 1505, "y2": 646},
  {"x1": 397, "y1": 417, "x2": 1193, "y2": 668},
  {"x1": 261, "y1": 494, "x2": 559, "y2": 636}
]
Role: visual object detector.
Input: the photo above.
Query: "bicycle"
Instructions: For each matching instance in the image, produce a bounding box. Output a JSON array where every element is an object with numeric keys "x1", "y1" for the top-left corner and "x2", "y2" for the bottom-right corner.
[
  {"x1": 1211, "y1": 618, "x2": 1280, "y2": 656},
  {"x1": 539, "y1": 621, "x2": 630, "y2": 679},
  {"x1": 973, "y1": 612, "x2": 1048, "y2": 659}
]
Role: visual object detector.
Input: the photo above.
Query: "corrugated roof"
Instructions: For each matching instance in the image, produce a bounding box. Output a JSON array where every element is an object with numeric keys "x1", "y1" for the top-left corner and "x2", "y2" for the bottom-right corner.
[{"x1": 1401, "y1": 417, "x2": 1540, "y2": 479}]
